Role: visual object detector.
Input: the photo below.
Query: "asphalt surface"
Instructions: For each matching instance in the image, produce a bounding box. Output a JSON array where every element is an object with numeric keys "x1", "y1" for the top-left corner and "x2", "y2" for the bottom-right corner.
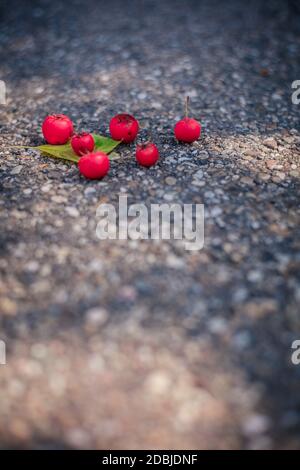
[{"x1": 0, "y1": 0, "x2": 300, "y2": 449}]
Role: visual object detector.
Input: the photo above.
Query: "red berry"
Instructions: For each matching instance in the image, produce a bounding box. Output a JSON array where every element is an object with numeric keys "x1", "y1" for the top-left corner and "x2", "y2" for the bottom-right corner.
[
  {"x1": 136, "y1": 142, "x2": 159, "y2": 167},
  {"x1": 174, "y1": 117, "x2": 201, "y2": 143},
  {"x1": 109, "y1": 113, "x2": 139, "y2": 143},
  {"x1": 71, "y1": 132, "x2": 95, "y2": 156},
  {"x1": 42, "y1": 114, "x2": 74, "y2": 144},
  {"x1": 78, "y1": 151, "x2": 110, "y2": 180}
]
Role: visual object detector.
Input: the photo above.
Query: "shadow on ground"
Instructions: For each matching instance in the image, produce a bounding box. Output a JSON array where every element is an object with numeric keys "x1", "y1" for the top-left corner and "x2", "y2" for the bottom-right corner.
[{"x1": 0, "y1": 0, "x2": 300, "y2": 450}]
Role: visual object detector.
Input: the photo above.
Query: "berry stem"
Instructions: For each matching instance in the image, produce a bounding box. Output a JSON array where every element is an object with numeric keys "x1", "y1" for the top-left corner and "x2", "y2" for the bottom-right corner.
[{"x1": 185, "y1": 95, "x2": 190, "y2": 119}]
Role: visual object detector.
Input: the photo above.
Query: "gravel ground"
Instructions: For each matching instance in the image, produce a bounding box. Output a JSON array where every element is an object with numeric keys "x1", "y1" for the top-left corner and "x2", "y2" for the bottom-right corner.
[{"x1": 0, "y1": 0, "x2": 300, "y2": 450}]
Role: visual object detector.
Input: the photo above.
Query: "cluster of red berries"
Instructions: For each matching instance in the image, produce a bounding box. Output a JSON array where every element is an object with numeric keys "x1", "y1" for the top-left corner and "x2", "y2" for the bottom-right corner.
[{"x1": 41, "y1": 99, "x2": 201, "y2": 180}]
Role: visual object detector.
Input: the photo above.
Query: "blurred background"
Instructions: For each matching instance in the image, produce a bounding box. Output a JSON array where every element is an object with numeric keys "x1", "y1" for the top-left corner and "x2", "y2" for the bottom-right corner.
[{"x1": 0, "y1": 0, "x2": 300, "y2": 449}]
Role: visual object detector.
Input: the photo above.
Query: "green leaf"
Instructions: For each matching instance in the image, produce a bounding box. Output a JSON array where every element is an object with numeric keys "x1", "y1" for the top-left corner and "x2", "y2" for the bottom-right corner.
[
  {"x1": 92, "y1": 134, "x2": 121, "y2": 154},
  {"x1": 8, "y1": 134, "x2": 121, "y2": 164},
  {"x1": 36, "y1": 144, "x2": 80, "y2": 163}
]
